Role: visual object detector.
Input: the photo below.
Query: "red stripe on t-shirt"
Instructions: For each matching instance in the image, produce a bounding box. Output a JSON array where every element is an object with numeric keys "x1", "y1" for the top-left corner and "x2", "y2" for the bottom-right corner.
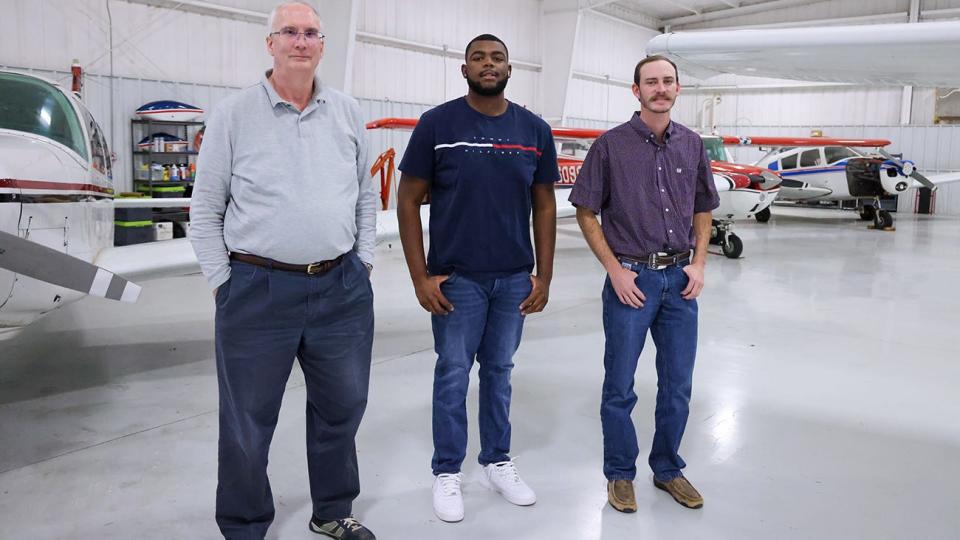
[{"x1": 491, "y1": 144, "x2": 542, "y2": 156}]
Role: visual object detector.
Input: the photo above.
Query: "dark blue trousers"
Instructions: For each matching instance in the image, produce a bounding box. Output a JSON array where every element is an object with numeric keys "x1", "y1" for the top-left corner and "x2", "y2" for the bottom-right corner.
[{"x1": 214, "y1": 252, "x2": 374, "y2": 540}]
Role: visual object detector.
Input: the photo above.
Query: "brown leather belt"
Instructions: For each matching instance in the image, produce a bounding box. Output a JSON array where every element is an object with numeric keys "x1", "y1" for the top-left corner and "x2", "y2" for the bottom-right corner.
[
  {"x1": 617, "y1": 250, "x2": 691, "y2": 270},
  {"x1": 230, "y1": 252, "x2": 345, "y2": 275}
]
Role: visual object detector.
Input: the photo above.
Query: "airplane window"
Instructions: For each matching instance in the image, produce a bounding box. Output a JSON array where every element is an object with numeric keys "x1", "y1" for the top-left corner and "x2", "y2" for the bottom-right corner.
[
  {"x1": 559, "y1": 140, "x2": 591, "y2": 158},
  {"x1": 800, "y1": 149, "x2": 821, "y2": 167},
  {"x1": 81, "y1": 107, "x2": 110, "y2": 176},
  {"x1": 0, "y1": 72, "x2": 87, "y2": 160},
  {"x1": 824, "y1": 146, "x2": 857, "y2": 164},
  {"x1": 780, "y1": 153, "x2": 798, "y2": 170},
  {"x1": 702, "y1": 137, "x2": 727, "y2": 161}
]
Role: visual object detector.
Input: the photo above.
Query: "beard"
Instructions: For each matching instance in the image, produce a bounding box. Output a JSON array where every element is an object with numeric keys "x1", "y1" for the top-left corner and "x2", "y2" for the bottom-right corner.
[{"x1": 467, "y1": 75, "x2": 509, "y2": 97}]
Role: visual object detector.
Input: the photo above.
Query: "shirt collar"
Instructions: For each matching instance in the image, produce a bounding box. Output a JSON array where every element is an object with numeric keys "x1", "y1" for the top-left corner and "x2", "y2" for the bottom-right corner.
[
  {"x1": 261, "y1": 69, "x2": 325, "y2": 109},
  {"x1": 629, "y1": 111, "x2": 675, "y2": 144}
]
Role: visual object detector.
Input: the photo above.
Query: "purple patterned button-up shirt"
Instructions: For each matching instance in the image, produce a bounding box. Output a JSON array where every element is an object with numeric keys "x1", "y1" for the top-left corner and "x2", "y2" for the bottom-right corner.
[{"x1": 568, "y1": 113, "x2": 719, "y2": 257}]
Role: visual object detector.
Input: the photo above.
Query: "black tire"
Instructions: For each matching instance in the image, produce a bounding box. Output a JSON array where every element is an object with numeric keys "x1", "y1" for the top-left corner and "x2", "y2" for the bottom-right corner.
[
  {"x1": 754, "y1": 207, "x2": 771, "y2": 223},
  {"x1": 722, "y1": 234, "x2": 744, "y2": 259},
  {"x1": 874, "y1": 209, "x2": 893, "y2": 229},
  {"x1": 860, "y1": 205, "x2": 876, "y2": 221}
]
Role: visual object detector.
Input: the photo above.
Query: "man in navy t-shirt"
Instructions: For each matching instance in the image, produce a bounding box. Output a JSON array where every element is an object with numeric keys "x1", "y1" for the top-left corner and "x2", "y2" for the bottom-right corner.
[{"x1": 396, "y1": 34, "x2": 559, "y2": 523}]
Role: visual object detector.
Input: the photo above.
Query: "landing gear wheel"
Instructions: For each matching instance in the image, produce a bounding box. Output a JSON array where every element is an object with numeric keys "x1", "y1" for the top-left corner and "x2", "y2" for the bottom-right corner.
[
  {"x1": 709, "y1": 220, "x2": 722, "y2": 245},
  {"x1": 873, "y1": 209, "x2": 893, "y2": 229},
  {"x1": 754, "y1": 207, "x2": 771, "y2": 223},
  {"x1": 721, "y1": 234, "x2": 743, "y2": 259},
  {"x1": 859, "y1": 205, "x2": 876, "y2": 221}
]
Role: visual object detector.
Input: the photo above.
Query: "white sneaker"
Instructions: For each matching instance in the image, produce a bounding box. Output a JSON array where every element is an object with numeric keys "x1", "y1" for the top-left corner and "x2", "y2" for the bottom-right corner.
[
  {"x1": 432, "y1": 473, "x2": 464, "y2": 522},
  {"x1": 481, "y1": 461, "x2": 536, "y2": 506}
]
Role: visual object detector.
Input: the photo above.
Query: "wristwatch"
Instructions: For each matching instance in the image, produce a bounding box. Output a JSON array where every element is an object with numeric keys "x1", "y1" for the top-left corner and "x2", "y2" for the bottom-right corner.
[{"x1": 363, "y1": 261, "x2": 373, "y2": 272}]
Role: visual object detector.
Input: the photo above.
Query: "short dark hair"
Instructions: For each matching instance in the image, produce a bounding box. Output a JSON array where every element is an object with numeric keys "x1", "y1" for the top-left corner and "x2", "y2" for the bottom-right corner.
[
  {"x1": 465, "y1": 34, "x2": 509, "y2": 60},
  {"x1": 634, "y1": 55, "x2": 679, "y2": 85}
]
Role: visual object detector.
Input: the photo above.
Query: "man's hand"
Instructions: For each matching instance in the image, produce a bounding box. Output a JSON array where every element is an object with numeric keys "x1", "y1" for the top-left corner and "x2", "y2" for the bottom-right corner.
[
  {"x1": 413, "y1": 275, "x2": 454, "y2": 315},
  {"x1": 609, "y1": 265, "x2": 645, "y2": 308},
  {"x1": 681, "y1": 262, "x2": 705, "y2": 300},
  {"x1": 519, "y1": 275, "x2": 550, "y2": 315}
]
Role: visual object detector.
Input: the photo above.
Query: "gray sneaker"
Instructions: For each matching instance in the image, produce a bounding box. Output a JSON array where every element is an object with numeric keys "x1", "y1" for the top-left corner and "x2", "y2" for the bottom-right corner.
[{"x1": 309, "y1": 515, "x2": 376, "y2": 540}]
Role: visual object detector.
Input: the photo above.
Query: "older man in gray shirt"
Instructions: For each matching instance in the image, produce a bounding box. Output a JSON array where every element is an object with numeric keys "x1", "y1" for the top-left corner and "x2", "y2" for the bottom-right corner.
[{"x1": 189, "y1": 2, "x2": 376, "y2": 539}]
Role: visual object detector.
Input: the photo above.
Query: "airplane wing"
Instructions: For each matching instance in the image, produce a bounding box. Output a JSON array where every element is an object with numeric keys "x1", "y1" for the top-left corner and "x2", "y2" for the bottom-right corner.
[
  {"x1": 94, "y1": 238, "x2": 200, "y2": 282},
  {"x1": 114, "y1": 198, "x2": 192, "y2": 208},
  {"x1": 917, "y1": 171, "x2": 960, "y2": 188},
  {"x1": 721, "y1": 136, "x2": 891, "y2": 148},
  {"x1": 646, "y1": 21, "x2": 960, "y2": 88}
]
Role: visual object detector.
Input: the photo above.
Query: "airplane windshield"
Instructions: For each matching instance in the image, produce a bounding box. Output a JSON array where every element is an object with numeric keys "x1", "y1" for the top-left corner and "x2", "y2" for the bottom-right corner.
[
  {"x1": 824, "y1": 146, "x2": 859, "y2": 163},
  {"x1": 0, "y1": 72, "x2": 87, "y2": 159},
  {"x1": 702, "y1": 137, "x2": 728, "y2": 161}
]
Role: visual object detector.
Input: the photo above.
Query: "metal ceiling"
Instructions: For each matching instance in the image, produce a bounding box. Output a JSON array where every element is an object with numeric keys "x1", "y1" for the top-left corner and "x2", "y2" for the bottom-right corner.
[{"x1": 587, "y1": 0, "x2": 824, "y2": 30}]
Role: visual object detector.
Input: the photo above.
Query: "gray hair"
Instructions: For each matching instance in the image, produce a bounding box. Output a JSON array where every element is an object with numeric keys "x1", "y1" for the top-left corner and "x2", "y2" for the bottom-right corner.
[{"x1": 267, "y1": 1, "x2": 321, "y2": 34}]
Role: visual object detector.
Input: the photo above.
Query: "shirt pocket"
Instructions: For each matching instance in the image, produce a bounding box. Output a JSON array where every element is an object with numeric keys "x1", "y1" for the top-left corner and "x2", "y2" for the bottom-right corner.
[{"x1": 672, "y1": 160, "x2": 700, "y2": 218}]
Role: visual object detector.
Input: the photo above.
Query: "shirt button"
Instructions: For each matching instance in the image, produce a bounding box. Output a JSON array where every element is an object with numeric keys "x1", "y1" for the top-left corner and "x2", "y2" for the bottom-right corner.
[
  {"x1": 658, "y1": 166, "x2": 662, "y2": 170},
  {"x1": 669, "y1": 229, "x2": 674, "y2": 233},
  {"x1": 665, "y1": 208, "x2": 670, "y2": 212},
  {"x1": 661, "y1": 189, "x2": 665, "y2": 192}
]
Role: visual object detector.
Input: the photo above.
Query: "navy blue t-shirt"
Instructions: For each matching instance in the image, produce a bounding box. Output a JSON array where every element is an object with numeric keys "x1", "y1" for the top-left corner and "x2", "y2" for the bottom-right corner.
[{"x1": 399, "y1": 97, "x2": 559, "y2": 276}]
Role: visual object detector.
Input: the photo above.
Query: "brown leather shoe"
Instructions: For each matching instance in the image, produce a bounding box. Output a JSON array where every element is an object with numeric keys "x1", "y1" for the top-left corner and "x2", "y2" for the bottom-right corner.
[
  {"x1": 653, "y1": 476, "x2": 703, "y2": 509},
  {"x1": 607, "y1": 480, "x2": 637, "y2": 513}
]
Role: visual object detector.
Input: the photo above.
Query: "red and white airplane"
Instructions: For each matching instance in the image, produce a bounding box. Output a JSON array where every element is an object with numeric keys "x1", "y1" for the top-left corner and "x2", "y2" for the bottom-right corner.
[
  {"x1": 366, "y1": 118, "x2": 783, "y2": 259},
  {"x1": 720, "y1": 136, "x2": 960, "y2": 229}
]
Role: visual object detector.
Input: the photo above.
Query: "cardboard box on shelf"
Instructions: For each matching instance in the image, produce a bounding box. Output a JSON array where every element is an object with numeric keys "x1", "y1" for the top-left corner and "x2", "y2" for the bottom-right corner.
[{"x1": 153, "y1": 222, "x2": 174, "y2": 241}]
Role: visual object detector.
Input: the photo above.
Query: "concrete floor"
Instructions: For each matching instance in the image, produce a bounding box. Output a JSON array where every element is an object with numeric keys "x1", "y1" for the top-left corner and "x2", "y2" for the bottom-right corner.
[{"x1": 1, "y1": 206, "x2": 958, "y2": 540}]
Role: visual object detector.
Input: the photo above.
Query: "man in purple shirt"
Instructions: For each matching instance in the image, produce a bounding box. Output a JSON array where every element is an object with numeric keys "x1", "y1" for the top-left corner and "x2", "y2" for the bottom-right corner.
[{"x1": 568, "y1": 55, "x2": 719, "y2": 513}]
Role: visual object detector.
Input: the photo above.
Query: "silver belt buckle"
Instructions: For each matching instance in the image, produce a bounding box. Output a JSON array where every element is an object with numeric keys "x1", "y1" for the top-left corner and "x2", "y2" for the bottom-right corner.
[{"x1": 648, "y1": 252, "x2": 669, "y2": 270}]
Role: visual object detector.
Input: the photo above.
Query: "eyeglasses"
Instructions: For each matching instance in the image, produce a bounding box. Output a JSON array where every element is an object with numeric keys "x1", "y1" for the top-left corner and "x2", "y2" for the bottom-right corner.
[{"x1": 269, "y1": 28, "x2": 325, "y2": 42}]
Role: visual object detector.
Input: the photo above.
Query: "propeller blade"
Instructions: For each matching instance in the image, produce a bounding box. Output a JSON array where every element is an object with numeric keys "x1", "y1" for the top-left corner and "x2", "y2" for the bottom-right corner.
[
  {"x1": 0, "y1": 230, "x2": 141, "y2": 303},
  {"x1": 910, "y1": 170, "x2": 938, "y2": 190},
  {"x1": 876, "y1": 147, "x2": 935, "y2": 188}
]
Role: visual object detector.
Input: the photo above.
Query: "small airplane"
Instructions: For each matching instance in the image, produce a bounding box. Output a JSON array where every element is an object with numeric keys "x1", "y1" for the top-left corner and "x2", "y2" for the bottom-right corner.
[
  {"x1": 365, "y1": 118, "x2": 783, "y2": 259},
  {"x1": 645, "y1": 21, "x2": 960, "y2": 88},
  {"x1": 0, "y1": 69, "x2": 201, "y2": 339},
  {"x1": 720, "y1": 135, "x2": 960, "y2": 229}
]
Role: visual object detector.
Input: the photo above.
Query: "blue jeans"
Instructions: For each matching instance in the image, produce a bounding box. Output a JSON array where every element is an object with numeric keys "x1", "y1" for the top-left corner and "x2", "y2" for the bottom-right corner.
[
  {"x1": 600, "y1": 262, "x2": 698, "y2": 482},
  {"x1": 430, "y1": 271, "x2": 532, "y2": 475},
  {"x1": 214, "y1": 252, "x2": 374, "y2": 540}
]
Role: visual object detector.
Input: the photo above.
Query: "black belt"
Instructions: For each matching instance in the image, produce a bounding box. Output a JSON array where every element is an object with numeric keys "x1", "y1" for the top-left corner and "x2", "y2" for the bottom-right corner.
[
  {"x1": 230, "y1": 252, "x2": 345, "y2": 275},
  {"x1": 617, "y1": 250, "x2": 691, "y2": 270}
]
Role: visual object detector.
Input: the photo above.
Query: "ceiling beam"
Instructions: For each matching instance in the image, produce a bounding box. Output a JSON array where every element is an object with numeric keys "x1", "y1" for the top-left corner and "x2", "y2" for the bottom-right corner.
[
  {"x1": 121, "y1": 0, "x2": 267, "y2": 24},
  {"x1": 663, "y1": 0, "x2": 824, "y2": 27},
  {"x1": 661, "y1": 0, "x2": 701, "y2": 16}
]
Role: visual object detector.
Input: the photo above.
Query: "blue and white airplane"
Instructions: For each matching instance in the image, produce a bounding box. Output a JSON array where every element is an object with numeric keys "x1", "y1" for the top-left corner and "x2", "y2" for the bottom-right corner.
[{"x1": 722, "y1": 135, "x2": 960, "y2": 229}]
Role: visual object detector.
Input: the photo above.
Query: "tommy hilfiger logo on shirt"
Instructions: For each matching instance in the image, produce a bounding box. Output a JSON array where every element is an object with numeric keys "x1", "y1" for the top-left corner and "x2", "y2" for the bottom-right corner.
[{"x1": 434, "y1": 136, "x2": 542, "y2": 156}]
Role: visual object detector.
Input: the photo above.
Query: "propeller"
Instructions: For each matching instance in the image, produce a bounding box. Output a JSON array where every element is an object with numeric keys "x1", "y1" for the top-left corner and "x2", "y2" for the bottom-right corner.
[
  {"x1": 877, "y1": 148, "x2": 937, "y2": 190},
  {"x1": 0, "y1": 230, "x2": 141, "y2": 303}
]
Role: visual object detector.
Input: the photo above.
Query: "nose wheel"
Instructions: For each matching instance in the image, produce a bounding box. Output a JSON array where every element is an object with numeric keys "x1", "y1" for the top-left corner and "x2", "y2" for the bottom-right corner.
[
  {"x1": 873, "y1": 209, "x2": 893, "y2": 230},
  {"x1": 754, "y1": 207, "x2": 771, "y2": 223},
  {"x1": 711, "y1": 219, "x2": 744, "y2": 259}
]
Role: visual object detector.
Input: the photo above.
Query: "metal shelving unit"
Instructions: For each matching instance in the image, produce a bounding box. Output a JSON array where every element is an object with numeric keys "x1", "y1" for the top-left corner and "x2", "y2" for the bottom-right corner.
[{"x1": 130, "y1": 118, "x2": 204, "y2": 198}]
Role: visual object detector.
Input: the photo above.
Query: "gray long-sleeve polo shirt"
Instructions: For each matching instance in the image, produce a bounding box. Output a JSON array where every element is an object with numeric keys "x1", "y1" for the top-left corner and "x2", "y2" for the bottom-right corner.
[{"x1": 189, "y1": 72, "x2": 375, "y2": 289}]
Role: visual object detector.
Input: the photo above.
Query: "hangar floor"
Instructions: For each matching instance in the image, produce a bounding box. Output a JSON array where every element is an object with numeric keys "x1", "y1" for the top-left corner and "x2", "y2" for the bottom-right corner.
[{"x1": 1, "y1": 206, "x2": 958, "y2": 540}]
